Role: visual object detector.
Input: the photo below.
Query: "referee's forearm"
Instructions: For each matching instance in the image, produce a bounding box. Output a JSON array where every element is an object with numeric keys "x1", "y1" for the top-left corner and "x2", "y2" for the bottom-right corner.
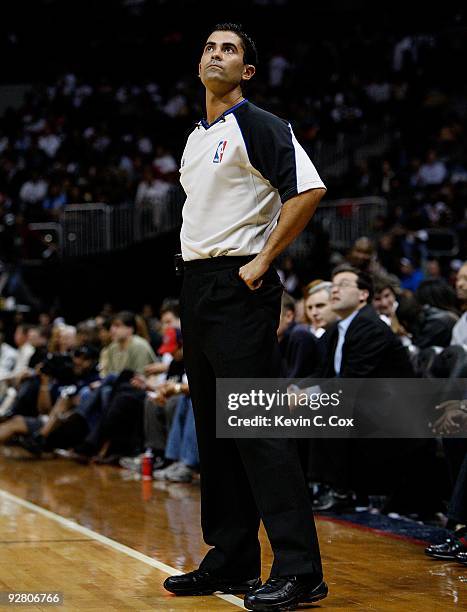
[{"x1": 259, "y1": 188, "x2": 326, "y2": 265}]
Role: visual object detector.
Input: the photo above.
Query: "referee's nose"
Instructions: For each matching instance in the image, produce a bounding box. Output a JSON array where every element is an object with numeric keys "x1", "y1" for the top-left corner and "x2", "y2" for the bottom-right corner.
[{"x1": 210, "y1": 47, "x2": 222, "y2": 61}]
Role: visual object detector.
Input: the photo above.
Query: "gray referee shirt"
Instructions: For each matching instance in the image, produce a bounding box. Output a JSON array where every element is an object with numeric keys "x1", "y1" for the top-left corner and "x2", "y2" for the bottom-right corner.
[{"x1": 179, "y1": 99, "x2": 326, "y2": 261}]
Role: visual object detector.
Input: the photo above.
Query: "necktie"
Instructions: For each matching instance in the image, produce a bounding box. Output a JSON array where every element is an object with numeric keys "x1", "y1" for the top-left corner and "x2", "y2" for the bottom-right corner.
[{"x1": 333, "y1": 322, "x2": 346, "y2": 375}]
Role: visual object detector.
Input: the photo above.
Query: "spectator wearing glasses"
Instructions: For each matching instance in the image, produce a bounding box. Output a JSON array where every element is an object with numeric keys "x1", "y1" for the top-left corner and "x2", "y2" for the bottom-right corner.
[{"x1": 311, "y1": 264, "x2": 414, "y2": 512}]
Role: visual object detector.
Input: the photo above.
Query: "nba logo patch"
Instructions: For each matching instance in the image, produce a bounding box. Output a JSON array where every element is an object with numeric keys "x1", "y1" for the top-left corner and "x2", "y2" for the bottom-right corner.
[{"x1": 213, "y1": 140, "x2": 227, "y2": 163}]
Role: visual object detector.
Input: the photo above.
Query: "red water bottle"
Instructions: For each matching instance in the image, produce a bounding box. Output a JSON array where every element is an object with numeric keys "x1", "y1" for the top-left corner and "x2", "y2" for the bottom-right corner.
[{"x1": 141, "y1": 448, "x2": 154, "y2": 480}]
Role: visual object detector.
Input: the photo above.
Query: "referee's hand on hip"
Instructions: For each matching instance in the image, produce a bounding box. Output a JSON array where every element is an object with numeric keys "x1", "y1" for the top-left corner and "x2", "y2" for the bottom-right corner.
[{"x1": 238, "y1": 255, "x2": 270, "y2": 290}]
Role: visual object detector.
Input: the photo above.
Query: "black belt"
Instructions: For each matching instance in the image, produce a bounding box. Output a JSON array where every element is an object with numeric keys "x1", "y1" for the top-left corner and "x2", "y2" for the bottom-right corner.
[{"x1": 174, "y1": 253, "x2": 258, "y2": 276}]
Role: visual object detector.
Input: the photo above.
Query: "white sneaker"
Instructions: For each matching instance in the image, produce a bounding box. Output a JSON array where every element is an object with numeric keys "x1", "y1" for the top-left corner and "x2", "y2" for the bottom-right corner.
[
  {"x1": 165, "y1": 463, "x2": 194, "y2": 483},
  {"x1": 119, "y1": 455, "x2": 143, "y2": 472},
  {"x1": 153, "y1": 461, "x2": 181, "y2": 480}
]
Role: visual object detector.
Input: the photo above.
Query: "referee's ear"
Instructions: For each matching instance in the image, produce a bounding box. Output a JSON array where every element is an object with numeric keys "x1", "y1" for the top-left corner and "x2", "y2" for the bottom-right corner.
[{"x1": 242, "y1": 64, "x2": 256, "y2": 83}]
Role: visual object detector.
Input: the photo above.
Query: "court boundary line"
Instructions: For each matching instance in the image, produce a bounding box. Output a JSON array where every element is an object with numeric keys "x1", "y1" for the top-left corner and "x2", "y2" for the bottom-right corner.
[{"x1": 0, "y1": 488, "x2": 245, "y2": 610}]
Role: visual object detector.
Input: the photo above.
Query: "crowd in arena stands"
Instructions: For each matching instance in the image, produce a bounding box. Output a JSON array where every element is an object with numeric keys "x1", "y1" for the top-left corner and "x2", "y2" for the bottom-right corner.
[
  {"x1": 1, "y1": 259, "x2": 466, "y2": 529},
  {"x1": 1, "y1": 15, "x2": 466, "y2": 273}
]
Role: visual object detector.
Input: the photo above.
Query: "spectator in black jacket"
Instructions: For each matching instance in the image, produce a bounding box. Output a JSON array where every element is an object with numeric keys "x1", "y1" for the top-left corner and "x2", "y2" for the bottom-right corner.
[
  {"x1": 278, "y1": 293, "x2": 320, "y2": 378},
  {"x1": 311, "y1": 265, "x2": 415, "y2": 512},
  {"x1": 397, "y1": 281, "x2": 459, "y2": 349},
  {"x1": 318, "y1": 266, "x2": 413, "y2": 379}
]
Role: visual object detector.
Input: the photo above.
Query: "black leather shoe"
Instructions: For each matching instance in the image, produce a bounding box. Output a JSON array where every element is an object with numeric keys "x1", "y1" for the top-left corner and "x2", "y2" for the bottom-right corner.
[
  {"x1": 244, "y1": 576, "x2": 328, "y2": 611},
  {"x1": 425, "y1": 530, "x2": 467, "y2": 560},
  {"x1": 456, "y1": 551, "x2": 467, "y2": 565},
  {"x1": 163, "y1": 569, "x2": 261, "y2": 595}
]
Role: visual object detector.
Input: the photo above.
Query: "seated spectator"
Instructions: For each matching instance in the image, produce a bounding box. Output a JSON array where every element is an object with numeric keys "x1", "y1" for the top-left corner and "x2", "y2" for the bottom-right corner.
[
  {"x1": 42, "y1": 183, "x2": 68, "y2": 218},
  {"x1": 12, "y1": 324, "x2": 36, "y2": 373},
  {"x1": 304, "y1": 280, "x2": 338, "y2": 338},
  {"x1": 76, "y1": 319, "x2": 100, "y2": 349},
  {"x1": 96, "y1": 318, "x2": 112, "y2": 375},
  {"x1": 19, "y1": 171, "x2": 48, "y2": 211},
  {"x1": 278, "y1": 293, "x2": 319, "y2": 378},
  {"x1": 417, "y1": 279, "x2": 459, "y2": 347},
  {"x1": 0, "y1": 324, "x2": 36, "y2": 415},
  {"x1": 0, "y1": 346, "x2": 100, "y2": 448},
  {"x1": 152, "y1": 382, "x2": 198, "y2": 483},
  {"x1": 414, "y1": 149, "x2": 448, "y2": 187},
  {"x1": 48, "y1": 324, "x2": 78, "y2": 354},
  {"x1": 120, "y1": 325, "x2": 185, "y2": 472},
  {"x1": 311, "y1": 264, "x2": 414, "y2": 512},
  {"x1": 103, "y1": 311, "x2": 156, "y2": 376},
  {"x1": 152, "y1": 144, "x2": 178, "y2": 179},
  {"x1": 144, "y1": 300, "x2": 180, "y2": 380},
  {"x1": 135, "y1": 166, "x2": 171, "y2": 219},
  {"x1": 345, "y1": 237, "x2": 387, "y2": 276},
  {"x1": 0, "y1": 329, "x2": 17, "y2": 379},
  {"x1": 0, "y1": 330, "x2": 17, "y2": 401},
  {"x1": 26, "y1": 326, "x2": 49, "y2": 368},
  {"x1": 399, "y1": 257, "x2": 424, "y2": 292},
  {"x1": 397, "y1": 287, "x2": 458, "y2": 350},
  {"x1": 372, "y1": 275, "x2": 408, "y2": 338},
  {"x1": 451, "y1": 261, "x2": 467, "y2": 347}
]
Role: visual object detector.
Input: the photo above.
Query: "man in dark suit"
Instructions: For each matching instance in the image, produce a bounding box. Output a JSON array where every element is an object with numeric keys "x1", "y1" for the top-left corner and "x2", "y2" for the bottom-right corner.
[
  {"x1": 320, "y1": 265, "x2": 413, "y2": 379},
  {"x1": 312, "y1": 264, "x2": 414, "y2": 511}
]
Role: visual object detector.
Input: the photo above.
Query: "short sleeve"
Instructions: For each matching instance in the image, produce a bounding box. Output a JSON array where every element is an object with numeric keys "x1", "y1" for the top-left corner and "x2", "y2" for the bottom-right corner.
[{"x1": 234, "y1": 105, "x2": 326, "y2": 204}]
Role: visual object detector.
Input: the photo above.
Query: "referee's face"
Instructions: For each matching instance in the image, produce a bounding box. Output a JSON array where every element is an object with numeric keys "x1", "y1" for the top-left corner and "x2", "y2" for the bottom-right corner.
[{"x1": 200, "y1": 30, "x2": 255, "y2": 94}]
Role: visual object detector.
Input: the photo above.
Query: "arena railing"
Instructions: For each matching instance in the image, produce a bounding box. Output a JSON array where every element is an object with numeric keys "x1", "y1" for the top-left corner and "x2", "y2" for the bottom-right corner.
[
  {"x1": 285, "y1": 196, "x2": 388, "y2": 262},
  {"x1": 27, "y1": 194, "x2": 389, "y2": 259},
  {"x1": 25, "y1": 185, "x2": 184, "y2": 258},
  {"x1": 30, "y1": 195, "x2": 458, "y2": 261}
]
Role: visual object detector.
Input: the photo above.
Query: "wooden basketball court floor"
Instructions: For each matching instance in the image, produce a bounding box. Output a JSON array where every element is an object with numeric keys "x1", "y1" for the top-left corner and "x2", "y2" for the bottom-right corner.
[{"x1": 0, "y1": 450, "x2": 465, "y2": 611}]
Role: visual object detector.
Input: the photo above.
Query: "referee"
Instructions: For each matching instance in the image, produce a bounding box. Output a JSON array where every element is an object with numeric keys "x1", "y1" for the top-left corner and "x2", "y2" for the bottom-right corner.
[{"x1": 163, "y1": 23, "x2": 328, "y2": 610}]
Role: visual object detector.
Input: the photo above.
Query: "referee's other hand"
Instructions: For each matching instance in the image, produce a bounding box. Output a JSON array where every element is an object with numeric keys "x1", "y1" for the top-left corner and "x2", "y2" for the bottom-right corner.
[{"x1": 239, "y1": 255, "x2": 269, "y2": 290}]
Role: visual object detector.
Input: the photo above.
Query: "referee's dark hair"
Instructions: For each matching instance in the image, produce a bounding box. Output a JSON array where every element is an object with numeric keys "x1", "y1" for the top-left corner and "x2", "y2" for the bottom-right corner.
[
  {"x1": 212, "y1": 23, "x2": 258, "y2": 66},
  {"x1": 331, "y1": 264, "x2": 374, "y2": 301}
]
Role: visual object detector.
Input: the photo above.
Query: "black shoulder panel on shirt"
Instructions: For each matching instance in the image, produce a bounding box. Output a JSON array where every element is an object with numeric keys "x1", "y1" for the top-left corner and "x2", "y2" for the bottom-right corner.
[{"x1": 233, "y1": 102, "x2": 298, "y2": 202}]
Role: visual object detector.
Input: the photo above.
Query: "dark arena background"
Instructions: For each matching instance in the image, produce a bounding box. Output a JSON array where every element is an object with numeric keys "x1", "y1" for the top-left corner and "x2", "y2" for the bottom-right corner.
[{"x1": 0, "y1": 1, "x2": 466, "y2": 610}]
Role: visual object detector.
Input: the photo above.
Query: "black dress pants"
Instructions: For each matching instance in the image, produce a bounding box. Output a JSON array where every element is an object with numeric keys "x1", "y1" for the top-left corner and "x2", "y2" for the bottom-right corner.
[{"x1": 180, "y1": 256, "x2": 322, "y2": 580}]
